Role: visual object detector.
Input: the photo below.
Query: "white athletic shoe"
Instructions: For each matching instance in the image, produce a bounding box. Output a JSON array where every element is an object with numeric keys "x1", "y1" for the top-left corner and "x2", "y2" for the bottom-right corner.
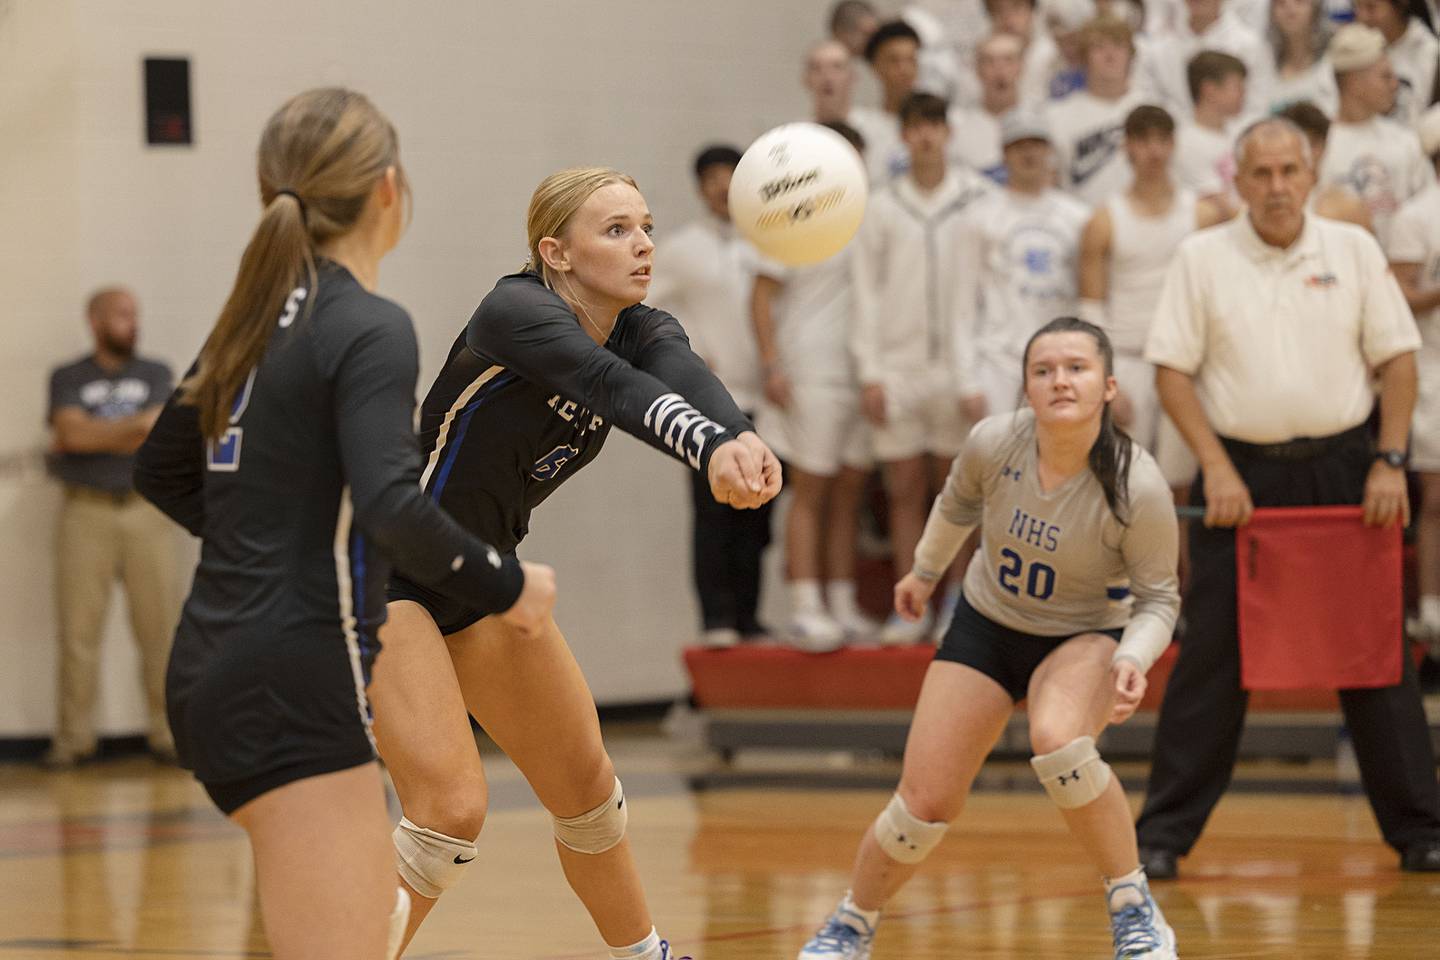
[
  {"x1": 1405, "y1": 616, "x2": 1440, "y2": 657},
  {"x1": 699, "y1": 627, "x2": 741, "y2": 649},
  {"x1": 657, "y1": 940, "x2": 691, "y2": 960},
  {"x1": 878, "y1": 610, "x2": 932, "y2": 646},
  {"x1": 1107, "y1": 879, "x2": 1177, "y2": 960},
  {"x1": 788, "y1": 609, "x2": 847, "y2": 653},
  {"x1": 833, "y1": 607, "x2": 881, "y2": 640},
  {"x1": 797, "y1": 902, "x2": 876, "y2": 959}
]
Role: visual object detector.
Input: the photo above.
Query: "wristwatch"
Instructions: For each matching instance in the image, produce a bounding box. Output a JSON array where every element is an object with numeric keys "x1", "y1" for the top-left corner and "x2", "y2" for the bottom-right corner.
[{"x1": 1375, "y1": 449, "x2": 1408, "y2": 469}]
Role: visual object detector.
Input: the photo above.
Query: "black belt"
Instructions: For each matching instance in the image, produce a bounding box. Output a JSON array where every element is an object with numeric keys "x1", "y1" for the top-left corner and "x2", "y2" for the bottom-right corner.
[{"x1": 1219, "y1": 423, "x2": 1369, "y2": 462}]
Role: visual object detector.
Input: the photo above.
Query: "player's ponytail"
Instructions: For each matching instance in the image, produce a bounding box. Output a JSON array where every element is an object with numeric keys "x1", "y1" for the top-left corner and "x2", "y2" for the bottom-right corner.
[
  {"x1": 182, "y1": 87, "x2": 409, "y2": 441},
  {"x1": 1024, "y1": 317, "x2": 1134, "y2": 524}
]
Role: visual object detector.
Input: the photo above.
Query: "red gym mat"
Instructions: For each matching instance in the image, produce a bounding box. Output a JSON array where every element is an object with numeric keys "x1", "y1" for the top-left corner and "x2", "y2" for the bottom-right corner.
[{"x1": 683, "y1": 644, "x2": 935, "y2": 709}]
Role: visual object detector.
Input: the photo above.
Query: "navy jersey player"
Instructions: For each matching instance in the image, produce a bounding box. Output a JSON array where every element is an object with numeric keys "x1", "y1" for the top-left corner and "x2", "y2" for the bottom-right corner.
[
  {"x1": 797, "y1": 318, "x2": 1182, "y2": 960},
  {"x1": 133, "y1": 89, "x2": 554, "y2": 960},
  {"x1": 371, "y1": 167, "x2": 781, "y2": 960}
]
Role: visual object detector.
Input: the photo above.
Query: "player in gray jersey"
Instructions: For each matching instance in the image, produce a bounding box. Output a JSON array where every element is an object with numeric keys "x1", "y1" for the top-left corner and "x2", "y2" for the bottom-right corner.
[{"x1": 798, "y1": 318, "x2": 1180, "y2": 960}]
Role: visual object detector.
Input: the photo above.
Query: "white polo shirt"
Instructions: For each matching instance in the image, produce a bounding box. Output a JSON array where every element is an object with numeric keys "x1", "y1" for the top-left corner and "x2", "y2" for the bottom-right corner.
[{"x1": 1145, "y1": 213, "x2": 1422, "y2": 444}]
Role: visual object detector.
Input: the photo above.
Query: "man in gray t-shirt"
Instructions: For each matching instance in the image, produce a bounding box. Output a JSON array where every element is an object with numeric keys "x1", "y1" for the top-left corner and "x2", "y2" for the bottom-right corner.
[{"x1": 44, "y1": 287, "x2": 179, "y2": 766}]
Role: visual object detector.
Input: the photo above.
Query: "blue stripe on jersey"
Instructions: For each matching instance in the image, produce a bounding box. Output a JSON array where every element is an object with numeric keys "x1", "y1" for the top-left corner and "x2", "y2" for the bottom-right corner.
[
  {"x1": 351, "y1": 533, "x2": 372, "y2": 686},
  {"x1": 430, "y1": 372, "x2": 518, "y2": 501},
  {"x1": 1106, "y1": 586, "x2": 1130, "y2": 601}
]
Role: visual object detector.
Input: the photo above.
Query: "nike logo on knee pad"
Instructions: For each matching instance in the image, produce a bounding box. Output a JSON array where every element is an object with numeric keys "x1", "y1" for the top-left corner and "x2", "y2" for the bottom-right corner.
[{"x1": 453, "y1": 854, "x2": 476, "y2": 864}]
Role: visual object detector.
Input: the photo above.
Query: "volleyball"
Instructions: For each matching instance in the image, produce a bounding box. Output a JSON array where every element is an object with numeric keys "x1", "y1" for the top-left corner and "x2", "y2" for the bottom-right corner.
[{"x1": 728, "y1": 122, "x2": 868, "y2": 267}]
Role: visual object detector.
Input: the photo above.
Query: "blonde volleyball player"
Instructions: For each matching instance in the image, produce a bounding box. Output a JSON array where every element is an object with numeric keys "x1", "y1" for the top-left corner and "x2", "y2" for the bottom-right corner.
[
  {"x1": 369, "y1": 168, "x2": 781, "y2": 960},
  {"x1": 798, "y1": 317, "x2": 1180, "y2": 960}
]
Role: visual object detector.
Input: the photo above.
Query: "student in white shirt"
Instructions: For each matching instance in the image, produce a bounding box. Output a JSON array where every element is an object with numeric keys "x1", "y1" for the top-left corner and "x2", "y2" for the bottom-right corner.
[
  {"x1": 1276, "y1": 99, "x2": 1377, "y2": 228},
  {"x1": 829, "y1": 0, "x2": 883, "y2": 109},
  {"x1": 851, "y1": 93, "x2": 995, "y2": 645},
  {"x1": 1023, "y1": 0, "x2": 1099, "y2": 104},
  {"x1": 1386, "y1": 105, "x2": 1440, "y2": 648},
  {"x1": 1353, "y1": 0, "x2": 1439, "y2": 125},
  {"x1": 1078, "y1": 105, "x2": 1227, "y2": 461},
  {"x1": 852, "y1": 19, "x2": 924, "y2": 183},
  {"x1": 647, "y1": 146, "x2": 771, "y2": 649},
  {"x1": 1267, "y1": 0, "x2": 1339, "y2": 114},
  {"x1": 958, "y1": 111, "x2": 1091, "y2": 421},
  {"x1": 752, "y1": 122, "x2": 877, "y2": 651},
  {"x1": 1318, "y1": 23, "x2": 1434, "y2": 245},
  {"x1": 1137, "y1": 0, "x2": 1275, "y2": 119},
  {"x1": 1174, "y1": 51, "x2": 1248, "y2": 205},
  {"x1": 949, "y1": 32, "x2": 1026, "y2": 183},
  {"x1": 806, "y1": 38, "x2": 858, "y2": 126},
  {"x1": 1046, "y1": 14, "x2": 1148, "y2": 205}
]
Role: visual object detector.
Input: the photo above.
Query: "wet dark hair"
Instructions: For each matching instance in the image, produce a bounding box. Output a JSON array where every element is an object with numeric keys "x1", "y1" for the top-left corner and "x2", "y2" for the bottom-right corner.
[
  {"x1": 864, "y1": 19, "x2": 921, "y2": 62},
  {"x1": 1021, "y1": 317, "x2": 1134, "y2": 523},
  {"x1": 693, "y1": 145, "x2": 743, "y2": 179},
  {"x1": 1123, "y1": 103, "x2": 1175, "y2": 139},
  {"x1": 822, "y1": 119, "x2": 866, "y2": 153},
  {"x1": 899, "y1": 91, "x2": 950, "y2": 127}
]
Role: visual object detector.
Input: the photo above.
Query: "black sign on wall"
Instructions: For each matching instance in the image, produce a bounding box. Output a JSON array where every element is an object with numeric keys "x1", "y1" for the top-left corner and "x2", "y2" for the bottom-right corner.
[{"x1": 144, "y1": 57, "x2": 192, "y2": 145}]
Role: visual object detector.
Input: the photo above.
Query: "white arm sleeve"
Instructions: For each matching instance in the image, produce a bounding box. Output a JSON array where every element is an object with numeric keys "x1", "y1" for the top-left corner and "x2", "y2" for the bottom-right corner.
[
  {"x1": 1113, "y1": 469, "x2": 1181, "y2": 672},
  {"x1": 912, "y1": 422, "x2": 987, "y2": 579}
]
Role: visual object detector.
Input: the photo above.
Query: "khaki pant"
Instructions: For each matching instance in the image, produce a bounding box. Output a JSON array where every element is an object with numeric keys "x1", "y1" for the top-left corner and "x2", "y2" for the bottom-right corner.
[{"x1": 54, "y1": 486, "x2": 180, "y2": 755}]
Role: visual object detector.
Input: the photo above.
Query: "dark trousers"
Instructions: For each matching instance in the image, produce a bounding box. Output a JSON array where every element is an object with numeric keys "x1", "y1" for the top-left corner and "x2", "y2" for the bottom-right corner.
[
  {"x1": 1137, "y1": 426, "x2": 1440, "y2": 855},
  {"x1": 689, "y1": 465, "x2": 772, "y2": 634}
]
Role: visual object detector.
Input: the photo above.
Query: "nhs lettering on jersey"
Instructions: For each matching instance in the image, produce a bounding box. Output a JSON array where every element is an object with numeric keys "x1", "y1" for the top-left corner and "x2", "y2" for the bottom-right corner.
[
  {"x1": 1007, "y1": 507, "x2": 1061, "y2": 552},
  {"x1": 644, "y1": 393, "x2": 724, "y2": 469},
  {"x1": 546, "y1": 394, "x2": 605, "y2": 434}
]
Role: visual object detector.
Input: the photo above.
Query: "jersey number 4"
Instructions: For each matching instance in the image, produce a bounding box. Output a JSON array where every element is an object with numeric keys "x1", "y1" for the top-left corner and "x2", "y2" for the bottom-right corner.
[{"x1": 997, "y1": 548, "x2": 1055, "y2": 600}]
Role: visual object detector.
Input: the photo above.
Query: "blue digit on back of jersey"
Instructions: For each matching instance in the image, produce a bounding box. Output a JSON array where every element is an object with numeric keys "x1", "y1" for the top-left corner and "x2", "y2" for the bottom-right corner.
[{"x1": 206, "y1": 369, "x2": 256, "y2": 473}]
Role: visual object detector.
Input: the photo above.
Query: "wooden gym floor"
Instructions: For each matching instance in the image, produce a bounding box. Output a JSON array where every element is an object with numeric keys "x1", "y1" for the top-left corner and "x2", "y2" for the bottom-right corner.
[{"x1": 1, "y1": 720, "x2": 1437, "y2": 959}]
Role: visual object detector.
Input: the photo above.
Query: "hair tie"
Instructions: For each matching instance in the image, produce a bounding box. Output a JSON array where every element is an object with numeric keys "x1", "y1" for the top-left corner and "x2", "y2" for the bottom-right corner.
[{"x1": 275, "y1": 188, "x2": 306, "y2": 223}]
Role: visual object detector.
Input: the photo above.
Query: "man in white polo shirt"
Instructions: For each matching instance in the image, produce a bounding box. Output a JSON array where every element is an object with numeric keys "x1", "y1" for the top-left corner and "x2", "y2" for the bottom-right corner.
[{"x1": 1136, "y1": 117, "x2": 1440, "y2": 879}]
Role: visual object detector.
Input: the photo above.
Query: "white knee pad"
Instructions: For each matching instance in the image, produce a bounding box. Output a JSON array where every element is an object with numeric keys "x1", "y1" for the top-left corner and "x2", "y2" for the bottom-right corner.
[
  {"x1": 873, "y1": 792, "x2": 949, "y2": 864},
  {"x1": 393, "y1": 817, "x2": 479, "y2": 899},
  {"x1": 552, "y1": 776, "x2": 628, "y2": 854},
  {"x1": 1031, "y1": 735, "x2": 1112, "y2": 809},
  {"x1": 386, "y1": 887, "x2": 410, "y2": 960}
]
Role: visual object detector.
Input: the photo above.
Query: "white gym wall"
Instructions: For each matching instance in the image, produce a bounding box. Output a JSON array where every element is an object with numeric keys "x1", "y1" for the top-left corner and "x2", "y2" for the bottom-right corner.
[{"x1": 0, "y1": 0, "x2": 841, "y2": 735}]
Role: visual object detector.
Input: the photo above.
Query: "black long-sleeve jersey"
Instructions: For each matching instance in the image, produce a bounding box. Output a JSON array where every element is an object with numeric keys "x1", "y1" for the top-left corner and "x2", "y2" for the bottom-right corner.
[
  {"x1": 135, "y1": 264, "x2": 524, "y2": 749},
  {"x1": 410, "y1": 271, "x2": 754, "y2": 558}
]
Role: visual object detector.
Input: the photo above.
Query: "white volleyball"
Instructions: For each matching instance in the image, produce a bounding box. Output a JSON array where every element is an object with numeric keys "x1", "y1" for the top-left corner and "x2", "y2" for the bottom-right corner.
[{"x1": 728, "y1": 122, "x2": 868, "y2": 267}]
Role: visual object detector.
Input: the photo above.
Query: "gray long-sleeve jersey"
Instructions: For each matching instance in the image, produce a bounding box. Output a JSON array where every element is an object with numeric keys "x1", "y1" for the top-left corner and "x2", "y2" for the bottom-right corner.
[{"x1": 915, "y1": 409, "x2": 1180, "y2": 671}]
